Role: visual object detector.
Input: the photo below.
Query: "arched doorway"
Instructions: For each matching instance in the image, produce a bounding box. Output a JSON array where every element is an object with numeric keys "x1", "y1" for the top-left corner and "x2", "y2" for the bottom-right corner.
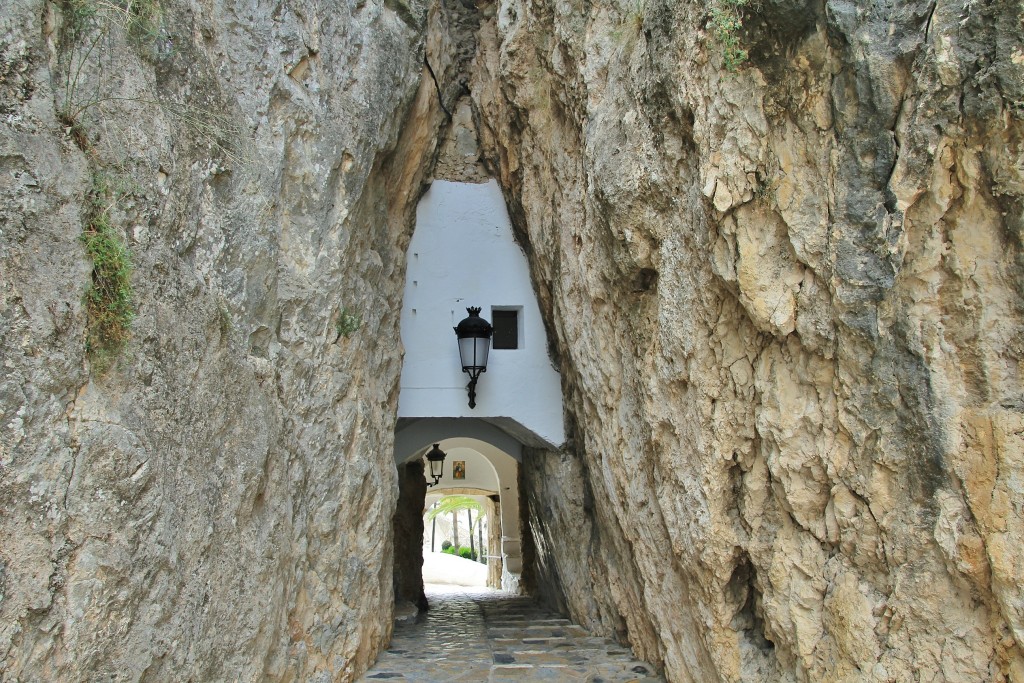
[
  {"x1": 421, "y1": 447, "x2": 499, "y2": 589},
  {"x1": 392, "y1": 420, "x2": 525, "y2": 609}
]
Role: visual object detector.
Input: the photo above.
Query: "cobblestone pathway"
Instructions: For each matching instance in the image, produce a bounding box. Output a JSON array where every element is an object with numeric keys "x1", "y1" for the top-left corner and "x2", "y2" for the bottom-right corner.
[{"x1": 359, "y1": 585, "x2": 663, "y2": 682}]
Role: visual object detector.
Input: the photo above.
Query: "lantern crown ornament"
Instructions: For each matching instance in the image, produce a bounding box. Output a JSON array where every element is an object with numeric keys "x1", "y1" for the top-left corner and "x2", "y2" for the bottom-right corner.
[{"x1": 453, "y1": 307, "x2": 493, "y2": 409}]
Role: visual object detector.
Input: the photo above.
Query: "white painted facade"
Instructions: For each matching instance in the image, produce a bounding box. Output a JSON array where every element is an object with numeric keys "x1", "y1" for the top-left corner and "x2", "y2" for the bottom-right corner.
[
  {"x1": 396, "y1": 179, "x2": 564, "y2": 593},
  {"x1": 398, "y1": 180, "x2": 565, "y2": 448}
]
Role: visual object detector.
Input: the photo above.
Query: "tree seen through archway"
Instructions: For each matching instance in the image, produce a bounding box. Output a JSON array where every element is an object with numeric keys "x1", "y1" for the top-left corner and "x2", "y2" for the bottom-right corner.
[{"x1": 427, "y1": 495, "x2": 487, "y2": 562}]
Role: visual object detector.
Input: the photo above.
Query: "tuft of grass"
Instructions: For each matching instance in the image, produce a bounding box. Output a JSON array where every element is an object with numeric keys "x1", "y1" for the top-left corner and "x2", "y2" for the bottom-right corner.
[
  {"x1": 81, "y1": 176, "x2": 134, "y2": 368},
  {"x1": 612, "y1": 0, "x2": 645, "y2": 41},
  {"x1": 58, "y1": 0, "x2": 248, "y2": 169},
  {"x1": 58, "y1": 0, "x2": 173, "y2": 137},
  {"x1": 335, "y1": 308, "x2": 361, "y2": 339},
  {"x1": 123, "y1": 0, "x2": 164, "y2": 45},
  {"x1": 64, "y1": 0, "x2": 164, "y2": 48},
  {"x1": 710, "y1": 0, "x2": 750, "y2": 72}
]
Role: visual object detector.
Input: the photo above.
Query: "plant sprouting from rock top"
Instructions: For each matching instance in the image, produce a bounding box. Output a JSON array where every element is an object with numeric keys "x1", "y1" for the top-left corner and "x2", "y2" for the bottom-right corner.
[
  {"x1": 710, "y1": 0, "x2": 750, "y2": 72},
  {"x1": 81, "y1": 173, "x2": 135, "y2": 369},
  {"x1": 56, "y1": 0, "x2": 247, "y2": 165},
  {"x1": 64, "y1": 0, "x2": 162, "y2": 40}
]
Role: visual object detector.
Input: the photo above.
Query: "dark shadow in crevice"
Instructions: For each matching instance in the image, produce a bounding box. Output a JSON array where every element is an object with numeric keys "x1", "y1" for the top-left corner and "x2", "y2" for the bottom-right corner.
[{"x1": 393, "y1": 460, "x2": 429, "y2": 612}]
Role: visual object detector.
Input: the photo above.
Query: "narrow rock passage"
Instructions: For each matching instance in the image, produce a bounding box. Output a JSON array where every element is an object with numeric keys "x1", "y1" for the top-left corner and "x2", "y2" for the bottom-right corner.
[{"x1": 360, "y1": 586, "x2": 663, "y2": 682}]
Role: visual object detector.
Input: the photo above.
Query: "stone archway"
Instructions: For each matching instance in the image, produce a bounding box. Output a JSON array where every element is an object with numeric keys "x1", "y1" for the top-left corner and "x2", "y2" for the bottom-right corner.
[{"x1": 392, "y1": 419, "x2": 527, "y2": 609}]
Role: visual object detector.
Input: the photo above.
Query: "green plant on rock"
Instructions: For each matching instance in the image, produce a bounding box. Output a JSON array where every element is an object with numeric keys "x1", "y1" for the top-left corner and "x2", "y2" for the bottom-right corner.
[
  {"x1": 57, "y1": 0, "x2": 249, "y2": 170},
  {"x1": 335, "y1": 308, "x2": 362, "y2": 339},
  {"x1": 217, "y1": 300, "x2": 233, "y2": 339},
  {"x1": 81, "y1": 174, "x2": 135, "y2": 368},
  {"x1": 710, "y1": 0, "x2": 750, "y2": 72},
  {"x1": 64, "y1": 0, "x2": 162, "y2": 40}
]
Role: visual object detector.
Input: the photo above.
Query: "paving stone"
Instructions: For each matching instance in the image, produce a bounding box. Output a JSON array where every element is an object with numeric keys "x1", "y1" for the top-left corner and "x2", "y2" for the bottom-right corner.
[{"x1": 358, "y1": 586, "x2": 663, "y2": 682}]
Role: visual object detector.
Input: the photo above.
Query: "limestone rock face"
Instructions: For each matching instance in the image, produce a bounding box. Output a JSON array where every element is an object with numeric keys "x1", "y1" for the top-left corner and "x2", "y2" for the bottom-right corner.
[
  {"x1": 3, "y1": 0, "x2": 1023, "y2": 678},
  {"x1": 0, "y1": 0, "x2": 453, "y2": 679},
  {"x1": 474, "y1": 0, "x2": 1024, "y2": 681}
]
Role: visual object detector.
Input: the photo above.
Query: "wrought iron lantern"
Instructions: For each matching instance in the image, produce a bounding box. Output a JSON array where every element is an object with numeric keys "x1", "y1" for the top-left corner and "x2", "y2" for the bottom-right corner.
[
  {"x1": 454, "y1": 307, "x2": 493, "y2": 409},
  {"x1": 425, "y1": 443, "x2": 446, "y2": 487}
]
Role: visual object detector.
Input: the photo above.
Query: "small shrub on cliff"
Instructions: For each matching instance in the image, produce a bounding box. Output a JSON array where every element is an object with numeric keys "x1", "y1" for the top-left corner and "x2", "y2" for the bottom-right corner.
[
  {"x1": 335, "y1": 308, "x2": 362, "y2": 339},
  {"x1": 710, "y1": 0, "x2": 749, "y2": 72},
  {"x1": 81, "y1": 175, "x2": 135, "y2": 369},
  {"x1": 57, "y1": 0, "x2": 245, "y2": 166},
  {"x1": 458, "y1": 547, "x2": 477, "y2": 561},
  {"x1": 611, "y1": 0, "x2": 645, "y2": 44},
  {"x1": 64, "y1": 0, "x2": 162, "y2": 41},
  {"x1": 441, "y1": 540, "x2": 453, "y2": 551}
]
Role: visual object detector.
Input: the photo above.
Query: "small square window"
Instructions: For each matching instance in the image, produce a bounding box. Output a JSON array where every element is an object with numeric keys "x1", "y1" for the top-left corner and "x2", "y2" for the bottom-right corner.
[{"x1": 492, "y1": 309, "x2": 519, "y2": 350}]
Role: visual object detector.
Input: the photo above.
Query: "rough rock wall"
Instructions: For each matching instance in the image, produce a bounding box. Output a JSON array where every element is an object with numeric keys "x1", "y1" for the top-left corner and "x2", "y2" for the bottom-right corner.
[
  {"x1": 0, "y1": 0, "x2": 465, "y2": 678},
  {"x1": 520, "y1": 445, "x2": 652, "y2": 647},
  {"x1": 485, "y1": 493, "x2": 503, "y2": 588},
  {"x1": 4, "y1": 0, "x2": 1023, "y2": 678},
  {"x1": 393, "y1": 460, "x2": 428, "y2": 611},
  {"x1": 473, "y1": 0, "x2": 1024, "y2": 681}
]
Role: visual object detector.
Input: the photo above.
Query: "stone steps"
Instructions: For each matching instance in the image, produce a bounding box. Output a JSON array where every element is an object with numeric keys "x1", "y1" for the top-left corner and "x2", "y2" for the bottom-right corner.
[{"x1": 360, "y1": 586, "x2": 662, "y2": 682}]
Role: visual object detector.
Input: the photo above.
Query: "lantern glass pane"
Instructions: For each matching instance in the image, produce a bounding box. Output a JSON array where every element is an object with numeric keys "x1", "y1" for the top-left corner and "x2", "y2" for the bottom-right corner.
[
  {"x1": 458, "y1": 337, "x2": 477, "y2": 370},
  {"x1": 473, "y1": 337, "x2": 490, "y2": 370},
  {"x1": 429, "y1": 457, "x2": 443, "y2": 479},
  {"x1": 458, "y1": 336, "x2": 491, "y2": 371}
]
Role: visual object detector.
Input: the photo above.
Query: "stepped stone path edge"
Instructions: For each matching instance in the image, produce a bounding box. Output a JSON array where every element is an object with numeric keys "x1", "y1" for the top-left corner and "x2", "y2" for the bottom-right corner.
[{"x1": 360, "y1": 585, "x2": 663, "y2": 682}]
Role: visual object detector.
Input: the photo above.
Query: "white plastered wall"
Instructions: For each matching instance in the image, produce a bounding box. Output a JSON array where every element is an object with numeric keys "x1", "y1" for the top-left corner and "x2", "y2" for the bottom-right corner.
[
  {"x1": 427, "y1": 446, "x2": 499, "y2": 492},
  {"x1": 398, "y1": 180, "x2": 565, "y2": 448}
]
